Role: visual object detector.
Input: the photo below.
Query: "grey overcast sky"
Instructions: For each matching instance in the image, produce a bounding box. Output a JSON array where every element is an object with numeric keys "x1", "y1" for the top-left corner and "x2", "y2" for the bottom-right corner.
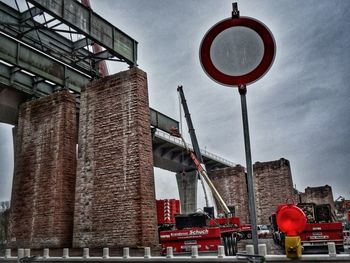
[{"x1": 0, "y1": 0, "x2": 349, "y2": 203}]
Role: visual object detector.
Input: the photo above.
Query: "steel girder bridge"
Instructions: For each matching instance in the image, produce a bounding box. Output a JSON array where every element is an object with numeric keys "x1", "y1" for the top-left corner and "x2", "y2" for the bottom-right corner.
[{"x1": 0, "y1": 0, "x2": 234, "y2": 173}]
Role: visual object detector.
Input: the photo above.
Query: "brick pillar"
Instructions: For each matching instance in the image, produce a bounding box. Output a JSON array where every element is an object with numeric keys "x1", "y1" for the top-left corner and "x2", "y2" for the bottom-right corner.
[
  {"x1": 73, "y1": 67, "x2": 157, "y2": 248},
  {"x1": 253, "y1": 158, "x2": 295, "y2": 224},
  {"x1": 302, "y1": 185, "x2": 335, "y2": 212},
  {"x1": 209, "y1": 165, "x2": 250, "y2": 223},
  {"x1": 7, "y1": 90, "x2": 77, "y2": 248}
]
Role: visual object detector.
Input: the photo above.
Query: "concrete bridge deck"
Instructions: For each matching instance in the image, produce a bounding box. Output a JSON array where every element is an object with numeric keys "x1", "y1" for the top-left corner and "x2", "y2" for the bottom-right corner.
[{"x1": 153, "y1": 130, "x2": 235, "y2": 173}]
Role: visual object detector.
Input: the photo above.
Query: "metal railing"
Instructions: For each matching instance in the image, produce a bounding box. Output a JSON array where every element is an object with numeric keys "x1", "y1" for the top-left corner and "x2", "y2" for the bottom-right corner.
[
  {"x1": 155, "y1": 130, "x2": 236, "y2": 167},
  {"x1": 1, "y1": 243, "x2": 349, "y2": 262}
]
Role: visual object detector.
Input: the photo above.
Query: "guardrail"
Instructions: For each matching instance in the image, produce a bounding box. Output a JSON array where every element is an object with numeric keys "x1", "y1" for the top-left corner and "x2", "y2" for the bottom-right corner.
[
  {"x1": 155, "y1": 130, "x2": 236, "y2": 168},
  {"x1": 1, "y1": 244, "x2": 349, "y2": 263}
]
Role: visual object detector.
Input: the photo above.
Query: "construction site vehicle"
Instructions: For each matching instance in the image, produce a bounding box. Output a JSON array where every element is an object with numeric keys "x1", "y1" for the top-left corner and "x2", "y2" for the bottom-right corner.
[
  {"x1": 297, "y1": 203, "x2": 344, "y2": 253},
  {"x1": 270, "y1": 213, "x2": 285, "y2": 246},
  {"x1": 344, "y1": 230, "x2": 350, "y2": 247},
  {"x1": 271, "y1": 203, "x2": 344, "y2": 253},
  {"x1": 156, "y1": 199, "x2": 180, "y2": 232},
  {"x1": 175, "y1": 85, "x2": 230, "y2": 214},
  {"x1": 257, "y1": 225, "x2": 270, "y2": 238},
  {"x1": 300, "y1": 221, "x2": 344, "y2": 253},
  {"x1": 239, "y1": 224, "x2": 253, "y2": 239},
  {"x1": 159, "y1": 211, "x2": 241, "y2": 255},
  {"x1": 158, "y1": 86, "x2": 242, "y2": 255},
  {"x1": 157, "y1": 198, "x2": 249, "y2": 255}
]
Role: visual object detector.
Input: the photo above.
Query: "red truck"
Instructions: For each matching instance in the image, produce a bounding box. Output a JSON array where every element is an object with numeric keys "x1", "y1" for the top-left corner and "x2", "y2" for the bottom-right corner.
[
  {"x1": 157, "y1": 208, "x2": 240, "y2": 256},
  {"x1": 271, "y1": 203, "x2": 344, "y2": 253},
  {"x1": 156, "y1": 199, "x2": 180, "y2": 228},
  {"x1": 297, "y1": 203, "x2": 344, "y2": 253}
]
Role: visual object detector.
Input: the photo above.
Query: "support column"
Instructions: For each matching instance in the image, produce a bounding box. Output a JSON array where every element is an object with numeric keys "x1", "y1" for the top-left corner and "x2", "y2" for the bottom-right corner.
[
  {"x1": 73, "y1": 67, "x2": 158, "y2": 248},
  {"x1": 209, "y1": 166, "x2": 250, "y2": 223},
  {"x1": 7, "y1": 90, "x2": 77, "y2": 248},
  {"x1": 176, "y1": 171, "x2": 197, "y2": 214}
]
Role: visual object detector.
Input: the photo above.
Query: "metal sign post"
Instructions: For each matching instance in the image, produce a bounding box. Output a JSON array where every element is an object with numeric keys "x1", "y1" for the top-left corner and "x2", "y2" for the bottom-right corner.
[
  {"x1": 199, "y1": 3, "x2": 276, "y2": 255},
  {"x1": 238, "y1": 84, "x2": 259, "y2": 254}
]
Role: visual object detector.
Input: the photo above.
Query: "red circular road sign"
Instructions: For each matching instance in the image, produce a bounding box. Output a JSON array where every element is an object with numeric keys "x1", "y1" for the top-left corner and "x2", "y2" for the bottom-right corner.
[{"x1": 200, "y1": 16, "x2": 275, "y2": 86}]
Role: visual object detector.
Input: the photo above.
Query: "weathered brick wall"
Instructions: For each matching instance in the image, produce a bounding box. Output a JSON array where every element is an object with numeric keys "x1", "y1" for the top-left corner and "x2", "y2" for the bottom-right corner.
[
  {"x1": 300, "y1": 185, "x2": 335, "y2": 212},
  {"x1": 209, "y1": 165, "x2": 250, "y2": 223},
  {"x1": 7, "y1": 90, "x2": 76, "y2": 248},
  {"x1": 253, "y1": 158, "x2": 295, "y2": 225},
  {"x1": 209, "y1": 158, "x2": 295, "y2": 225},
  {"x1": 73, "y1": 68, "x2": 158, "y2": 248}
]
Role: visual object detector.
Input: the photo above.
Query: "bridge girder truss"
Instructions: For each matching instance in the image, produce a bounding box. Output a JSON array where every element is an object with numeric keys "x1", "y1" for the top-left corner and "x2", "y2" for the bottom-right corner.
[
  {"x1": 0, "y1": 0, "x2": 235, "y2": 170},
  {"x1": 0, "y1": 0, "x2": 137, "y2": 79}
]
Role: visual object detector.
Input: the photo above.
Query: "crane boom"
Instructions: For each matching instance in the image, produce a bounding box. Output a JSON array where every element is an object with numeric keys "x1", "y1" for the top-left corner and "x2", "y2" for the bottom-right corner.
[
  {"x1": 175, "y1": 85, "x2": 231, "y2": 214},
  {"x1": 170, "y1": 128, "x2": 230, "y2": 214},
  {"x1": 177, "y1": 85, "x2": 203, "y2": 163}
]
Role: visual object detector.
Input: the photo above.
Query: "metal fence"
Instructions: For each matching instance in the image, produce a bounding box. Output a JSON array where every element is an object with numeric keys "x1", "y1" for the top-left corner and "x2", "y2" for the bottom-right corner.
[{"x1": 1, "y1": 244, "x2": 349, "y2": 263}]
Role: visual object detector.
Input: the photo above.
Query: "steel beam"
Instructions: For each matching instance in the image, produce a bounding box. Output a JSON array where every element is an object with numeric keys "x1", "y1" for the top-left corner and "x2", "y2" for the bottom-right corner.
[
  {"x1": 150, "y1": 108, "x2": 179, "y2": 134},
  {"x1": 0, "y1": 32, "x2": 90, "y2": 92},
  {"x1": 0, "y1": 1, "x2": 96, "y2": 76},
  {"x1": 0, "y1": 62, "x2": 54, "y2": 96},
  {"x1": 28, "y1": 0, "x2": 138, "y2": 66}
]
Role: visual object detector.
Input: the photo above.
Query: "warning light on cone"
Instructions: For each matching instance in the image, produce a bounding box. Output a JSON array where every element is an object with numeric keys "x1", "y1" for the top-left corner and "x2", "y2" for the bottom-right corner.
[{"x1": 276, "y1": 204, "x2": 307, "y2": 259}]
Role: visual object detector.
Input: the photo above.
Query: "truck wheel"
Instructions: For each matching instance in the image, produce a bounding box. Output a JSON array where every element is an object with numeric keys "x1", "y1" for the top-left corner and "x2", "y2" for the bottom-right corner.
[
  {"x1": 223, "y1": 236, "x2": 233, "y2": 256},
  {"x1": 232, "y1": 236, "x2": 238, "y2": 255},
  {"x1": 246, "y1": 232, "x2": 252, "y2": 239},
  {"x1": 223, "y1": 236, "x2": 229, "y2": 256},
  {"x1": 223, "y1": 235, "x2": 236, "y2": 256},
  {"x1": 227, "y1": 236, "x2": 233, "y2": 256}
]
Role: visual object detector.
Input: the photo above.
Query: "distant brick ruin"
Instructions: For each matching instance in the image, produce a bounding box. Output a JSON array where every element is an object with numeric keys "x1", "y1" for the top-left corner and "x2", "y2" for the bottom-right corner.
[
  {"x1": 209, "y1": 160, "x2": 340, "y2": 225},
  {"x1": 299, "y1": 185, "x2": 336, "y2": 213},
  {"x1": 254, "y1": 159, "x2": 297, "y2": 224},
  {"x1": 209, "y1": 158, "x2": 296, "y2": 225},
  {"x1": 209, "y1": 165, "x2": 249, "y2": 223}
]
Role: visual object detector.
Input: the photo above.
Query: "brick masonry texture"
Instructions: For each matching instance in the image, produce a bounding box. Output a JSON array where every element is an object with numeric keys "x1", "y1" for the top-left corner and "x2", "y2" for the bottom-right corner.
[
  {"x1": 7, "y1": 90, "x2": 77, "y2": 248},
  {"x1": 209, "y1": 158, "x2": 295, "y2": 225},
  {"x1": 209, "y1": 165, "x2": 250, "y2": 223},
  {"x1": 299, "y1": 185, "x2": 335, "y2": 213},
  {"x1": 253, "y1": 158, "x2": 296, "y2": 225},
  {"x1": 73, "y1": 68, "x2": 158, "y2": 248}
]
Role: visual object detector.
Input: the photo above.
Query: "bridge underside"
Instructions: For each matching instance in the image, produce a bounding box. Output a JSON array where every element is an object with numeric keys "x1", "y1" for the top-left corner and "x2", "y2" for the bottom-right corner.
[
  {"x1": 152, "y1": 132, "x2": 233, "y2": 173},
  {"x1": 0, "y1": 86, "x2": 27, "y2": 125}
]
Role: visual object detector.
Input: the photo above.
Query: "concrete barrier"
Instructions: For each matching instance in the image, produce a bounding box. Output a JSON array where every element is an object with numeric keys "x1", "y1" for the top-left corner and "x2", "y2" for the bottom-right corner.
[
  {"x1": 103, "y1": 248, "x2": 109, "y2": 259},
  {"x1": 0, "y1": 247, "x2": 349, "y2": 262},
  {"x1": 166, "y1": 247, "x2": 173, "y2": 259},
  {"x1": 62, "y1": 248, "x2": 69, "y2": 259}
]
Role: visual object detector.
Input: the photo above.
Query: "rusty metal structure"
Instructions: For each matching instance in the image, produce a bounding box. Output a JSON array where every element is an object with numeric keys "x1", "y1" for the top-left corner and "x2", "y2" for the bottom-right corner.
[{"x1": 0, "y1": 0, "x2": 137, "y2": 96}]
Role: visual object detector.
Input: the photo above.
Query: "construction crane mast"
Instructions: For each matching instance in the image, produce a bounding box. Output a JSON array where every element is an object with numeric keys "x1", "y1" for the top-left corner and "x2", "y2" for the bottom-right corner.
[
  {"x1": 175, "y1": 86, "x2": 230, "y2": 214},
  {"x1": 177, "y1": 85, "x2": 203, "y2": 164}
]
